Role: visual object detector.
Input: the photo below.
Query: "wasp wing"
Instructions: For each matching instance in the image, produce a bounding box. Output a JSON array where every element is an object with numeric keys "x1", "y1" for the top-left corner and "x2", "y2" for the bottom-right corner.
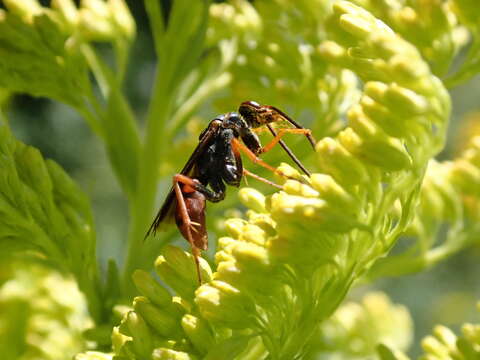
[{"x1": 145, "y1": 122, "x2": 220, "y2": 239}]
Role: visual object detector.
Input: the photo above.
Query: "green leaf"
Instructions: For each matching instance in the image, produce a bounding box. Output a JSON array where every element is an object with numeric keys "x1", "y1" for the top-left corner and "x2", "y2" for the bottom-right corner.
[{"x1": 0, "y1": 122, "x2": 103, "y2": 322}]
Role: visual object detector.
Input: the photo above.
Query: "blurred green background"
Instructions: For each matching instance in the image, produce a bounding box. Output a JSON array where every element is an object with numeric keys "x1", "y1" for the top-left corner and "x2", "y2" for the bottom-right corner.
[{"x1": 1, "y1": 0, "x2": 479, "y2": 357}]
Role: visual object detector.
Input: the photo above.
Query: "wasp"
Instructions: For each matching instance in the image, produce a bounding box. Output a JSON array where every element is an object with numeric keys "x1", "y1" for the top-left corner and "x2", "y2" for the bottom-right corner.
[{"x1": 146, "y1": 101, "x2": 315, "y2": 283}]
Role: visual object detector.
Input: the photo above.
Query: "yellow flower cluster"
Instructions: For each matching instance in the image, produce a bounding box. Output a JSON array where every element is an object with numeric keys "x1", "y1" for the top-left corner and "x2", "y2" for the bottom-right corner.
[{"x1": 0, "y1": 0, "x2": 134, "y2": 106}]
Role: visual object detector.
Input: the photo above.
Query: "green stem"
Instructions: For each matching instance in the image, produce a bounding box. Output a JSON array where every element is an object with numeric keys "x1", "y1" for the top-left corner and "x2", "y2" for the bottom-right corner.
[{"x1": 122, "y1": 69, "x2": 172, "y2": 296}]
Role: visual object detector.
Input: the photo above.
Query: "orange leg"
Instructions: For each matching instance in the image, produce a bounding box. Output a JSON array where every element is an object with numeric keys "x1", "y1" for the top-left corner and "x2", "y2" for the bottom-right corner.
[
  {"x1": 259, "y1": 128, "x2": 313, "y2": 154},
  {"x1": 173, "y1": 174, "x2": 203, "y2": 284},
  {"x1": 243, "y1": 168, "x2": 283, "y2": 189},
  {"x1": 265, "y1": 124, "x2": 311, "y2": 176},
  {"x1": 232, "y1": 138, "x2": 284, "y2": 176}
]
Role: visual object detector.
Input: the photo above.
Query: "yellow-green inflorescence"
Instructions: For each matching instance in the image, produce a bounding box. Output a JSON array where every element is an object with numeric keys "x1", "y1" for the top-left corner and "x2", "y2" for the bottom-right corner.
[
  {"x1": 378, "y1": 302, "x2": 480, "y2": 360},
  {"x1": 310, "y1": 291, "x2": 413, "y2": 359},
  {"x1": 0, "y1": 263, "x2": 92, "y2": 360},
  {"x1": 368, "y1": 135, "x2": 480, "y2": 280},
  {"x1": 0, "y1": 0, "x2": 134, "y2": 108},
  {"x1": 96, "y1": 1, "x2": 453, "y2": 359}
]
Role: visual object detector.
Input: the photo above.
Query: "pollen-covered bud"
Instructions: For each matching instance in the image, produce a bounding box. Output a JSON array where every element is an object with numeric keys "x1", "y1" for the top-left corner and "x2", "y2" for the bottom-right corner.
[
  {"x1": 132, "y1": 269, "x2": 171, "y2": 308},
  {"x1": 239, "y1": 187, "x2": 267, "y2": 213},
  {"x1": 195, "y1": 280, "x2": 256, "y2": 329},
  {"x1": 181, "y1": 314, "x2": 215, "y2": 355},
  {"x1": 316, "y1": 137, "x2": 370, "y2": 187}
]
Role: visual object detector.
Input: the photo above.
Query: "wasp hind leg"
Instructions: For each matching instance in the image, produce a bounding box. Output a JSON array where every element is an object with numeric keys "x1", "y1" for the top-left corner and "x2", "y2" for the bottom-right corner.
[{"x1": 172, "y1": 174, "x2": 205, "y2": 284}]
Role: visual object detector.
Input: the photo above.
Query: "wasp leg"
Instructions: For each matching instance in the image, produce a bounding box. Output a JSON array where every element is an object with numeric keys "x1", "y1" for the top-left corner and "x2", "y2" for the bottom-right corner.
[
  {"x1": 259, "y1": 128, "x2": 314, "y2": 155},
  {"x1": 243, "y1": 168, "x2": 283, "y2": 189},
  {"x1": 173, "y1": 174, "x2": 206, "y2": 284},
  {"x1": 263, "y1": 105, "x2": 317, "y2": 149},
  {"x1": 265, "y1": 124, "x2": 312, "y2": 176},
  {"x1": 232, "y1": 138, "x2": 306, "y2": 184},
  {"x1": 174, "y1": 174, "x2": 225, "y2": 203},
  {"x1": 232, "y1": 138, "x2": 284, "y2": 175}
]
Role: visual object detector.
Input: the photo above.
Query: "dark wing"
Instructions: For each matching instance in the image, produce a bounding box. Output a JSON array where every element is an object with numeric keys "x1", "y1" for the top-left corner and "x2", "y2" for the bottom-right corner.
[{"x1": 145, "y1": 121, "x2": 220, "y2": 239}]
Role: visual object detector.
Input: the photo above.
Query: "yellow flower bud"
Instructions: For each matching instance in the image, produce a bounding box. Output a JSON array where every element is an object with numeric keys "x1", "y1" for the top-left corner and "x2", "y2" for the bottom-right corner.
[
  {"x1": 52, "y1": 0, "x2": 79, "y2": 29},
  {"x1": 132, "y1": 269, "x2": 171, "y2": 308},
  {"x1": 276, "y1": 162, "x2": 306, "y2": 183},
  {"x1": 108, "y1": 0, "x2": 135, "y2": 39},
  {"x1": 3, "y1": 0, "x2": 42, "y2": 23},
  {"x1": 421, "y1": 335, "x2": 449, "y2": 358},
  {"x1": 246, "y1": 211, "x2": 277, "y2": 236},
  {"x1": 162, "y1": 245, "x2": 212, "y2": 285},
  {"x1": 133, "y1": 297, "x2": 181, "y2": 338},
  {"x1": 310, "y1": 173, "x2": 359, "y2": 213},
  {"x1": 316, "y1": 137, "x2": 370, "y2": 187},
  {"x1": 238, "y1": 187, "x2": 267, "y2": 213},
  {"x1": 79, "y1": 0, "x2": 114, "y2": 41},
  {"x1": 124, "y1": 312, "x2": 153, "y2": 358},
  {"x1": 154, "y1": 257, "x2": 197, "y2": 301},
  {"x1": 74, "y1": 351, "x2": 114, "y2": 360},
  {"x1": 340, "y1": 127, "x2": 412, "y2": 171},
  {"x1": 432, "y1": 325, "x2": 457, "y2": 348},
  {"x1": 450, "y1": 159, "x2": 480, "y2": 196},
  {"x1": 270, "y1": 192, "x2": 363, "y2": 234},
  {"x1": 225, "y1": 218, "x2": 248, "y2": 238},
  {"x1": 217, "y1": 237, "x2": 237, "y2": 252},
  {"x1": 152, "y1": 348, "x2": 195, "y2": 360},
  {"x1": 181, "y1": 314, "x2": 214, "y2": 354},
  {"x1": 237, "y1": 223, "x2": 267, "y2": 246},
  {"x1": 112, "y1": 326, "x2": 130, "y2": 354},
  {"x1": 195, "y1": 281, "x2": 256, "y2": 329},
  {"x1": 283, "y1": 180, "x2": 319, "y2": 198},
  {"x1": 231, "y1": 241, "x2": 270, "y2": 269}
]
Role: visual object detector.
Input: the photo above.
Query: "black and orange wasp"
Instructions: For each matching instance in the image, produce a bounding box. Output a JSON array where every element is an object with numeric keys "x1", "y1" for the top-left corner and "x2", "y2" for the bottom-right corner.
[{"x1": 145, "y1": 101, "x2": 316, "y2": 283}]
